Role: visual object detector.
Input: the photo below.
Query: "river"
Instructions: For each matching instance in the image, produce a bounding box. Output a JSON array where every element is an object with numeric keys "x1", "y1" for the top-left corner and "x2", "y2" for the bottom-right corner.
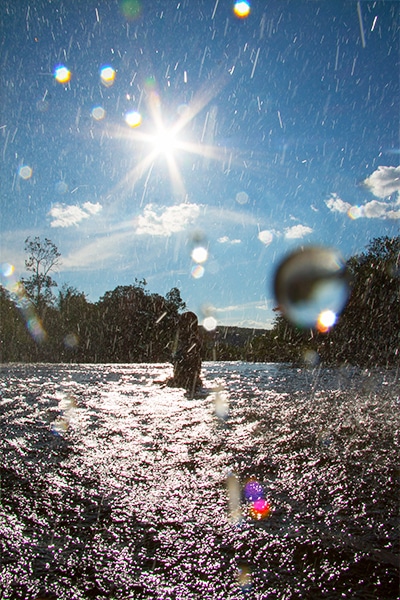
[{"x1": 0, "y1": 362, "x2": 399, "y2": 599}]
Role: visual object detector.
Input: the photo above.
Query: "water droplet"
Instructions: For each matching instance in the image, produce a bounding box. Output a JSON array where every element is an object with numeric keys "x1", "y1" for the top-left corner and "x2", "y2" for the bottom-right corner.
[
  {"x1": 248, "y1": 498, "x2": 272, "y2": 520},
  {"x1": 236, "y1": 191, "x2": 249, "y2": 205},
  {"x1": 203, "y1": 316, "x2": 217, "y2": 331},
  {"x1": 54, "y1": 65, "x2": 71, "y2": 83},
  {"x1": 258, "y1": 230, "x2": 273, "y2": 246},
  {"x1": 91, "y1": 106, "x2": 106, "y2": 121},
  {"x1": 274, "y1": 246, "x2": 349, "y2": 329},
  {"x1": 18, "y1": 165, "x2": 33, "y2": 180},
  {"x1": 125, "y1": 110, "x2": 142, "y2": 127},
  {"x1": 100, "y1": 65, "x2": 116, "y2": 87},
  {"x1": 243, "y1": 478, "x2": 264, "y2": 502},
  {"x1": 191, "y1": 265, "x2": 204, "y2": 279},
  {"x1": 191, "y1": 246, "x2": 208, "y2": 264},
  {"x1": 233, "y1": 1, "x2": 251, "y2": 19}
]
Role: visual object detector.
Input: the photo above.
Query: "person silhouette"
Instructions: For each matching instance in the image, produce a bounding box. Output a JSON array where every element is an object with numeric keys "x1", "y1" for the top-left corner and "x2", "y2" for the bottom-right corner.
[{"x1": 168, "y1": 311, "x2": 202, "y2": 396}]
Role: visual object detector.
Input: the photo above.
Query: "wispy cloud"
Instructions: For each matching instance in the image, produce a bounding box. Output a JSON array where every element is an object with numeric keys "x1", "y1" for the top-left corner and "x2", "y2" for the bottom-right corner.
[
  {"x1": 284, "y1": 224, "x2": 313, "y2": 239},
  {"x1": 363, "y1": 165, "x2": 400, "y2": 199},
  {"x1": 61, "y1": 231, "x2": 134, "y2": 270},
  {"x1": 49, "y1": 202, "x2": 102, "y2": 228},
  {"x1": 135, "y1": 202, "x2": 200, "y2": 236},
  {"x1": 213, "y1": 300, "x2": 274, "y2": 329}
]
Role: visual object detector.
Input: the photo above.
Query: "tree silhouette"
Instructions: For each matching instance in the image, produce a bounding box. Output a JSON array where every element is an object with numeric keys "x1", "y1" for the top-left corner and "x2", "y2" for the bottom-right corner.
[{"x1": 21, "y1": 237, "x2": 61, "y2": 312}]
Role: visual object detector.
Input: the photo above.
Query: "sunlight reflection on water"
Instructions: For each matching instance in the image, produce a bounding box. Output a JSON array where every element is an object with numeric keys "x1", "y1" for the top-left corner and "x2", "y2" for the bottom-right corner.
[{"x1": 0, "y1": 362, "x2": 399, "y2": 598}]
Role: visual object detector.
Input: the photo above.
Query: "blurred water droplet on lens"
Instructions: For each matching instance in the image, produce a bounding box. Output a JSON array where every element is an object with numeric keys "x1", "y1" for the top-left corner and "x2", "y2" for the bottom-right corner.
[
  {"x1": 236, "y1": 191, "x2": 249, "y2": 205},
  {"x1": 243, "y1": 478, "x2": 264, "y2": 502},
  {"x1": 120, "y1": 0, "x2": 142, "y2": 20},
  {"x1": 348, "y1": 205, "x2": 363, "y2": 219},
  {"x1": 91, "y1": 106, "x2": 106, "y2": 121},
  {"x1": 125, "y1": 110, "x2": 142, "y2": 127},
  {"x1": 36, "y1": 99, "x2": 49, "y2": 112},
  {"x1": 18, "y1": 165, "x2": 33, "y2": 180},
  {"x1": 226, "y1": 473, "x2": 242, "y2": 523},
  {"x1": 248, "y1": 498, "x2": 272, "y2": 520},
  {"x1": 191, "y1": 246, "x2": 208, "y2": 264},
  {"x1": 203, "y1": 316, "x2": 217, "y2": 331},
  {"x1": 274, "y1": 246, "x2": 349, "y2": 329},
  {"x1": 237, "y1": 562, "x2": 252, "y2": 592},
  {"x1": 100, "y1": 65, "x2": 116, "y2": 87},
  {"x1": 317, "y1": 309, "x2": 337, "y2": 333},
  {"x1": 1, "y1": 263, "x2": 15, "y2": 278},
  {"x1": 191, "y1": 264, "x2": 204, "y2": 279},
  {"x1": 55, "y1": 181, "x2": 68, "y2": 194},
  {"x1": 303, "y1": 348, "x2": 320, "y2": 366},
  {"x1": 212, "y1": 387, "x2": 229, "y2": 420},
  {"x1": 233, "y1": 1, "x2": 251, "y2": 19},
  {"x1": 64, "y1": 333, "x2": 79, "y2": 349},
  {"x1": 177, "y1": 103, "x2": 189, "y2": 116},
  {"x1": 54, "y1": 65, "x2": 71, "y2": 83},
  {"x1": 258, "y1": 230, "x2": 273, "y2": 246}
]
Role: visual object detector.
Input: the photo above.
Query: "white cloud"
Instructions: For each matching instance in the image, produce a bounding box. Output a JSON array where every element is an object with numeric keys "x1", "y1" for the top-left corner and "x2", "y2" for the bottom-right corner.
[
  {"x1": 363, "y1": 165, "x2": 400, "y2": 199},
  {"x1": 49, "y1": 202, "x2": 102, "y2": 227},
  {"x1": 217, "y1": 236, "x2": 241, "y2": 244},
  {"x1": 284, "y1": 224, "x2": 313, "y2": 239},
  {"x1": 82, "y1": 201, "x2": 102, "y2": 215},
  {"x1": 362, "y1": 200, "x2": 400, "y2": 220},
  {"x1": 325, "y1": 193, "x2": 351, "y2": 213},
  {"x1": 325, "y1": 191, "x2": 400, "y2": 220},
  {"x1": 135, "y1": 202, "x2": 200, "y2": 236}
]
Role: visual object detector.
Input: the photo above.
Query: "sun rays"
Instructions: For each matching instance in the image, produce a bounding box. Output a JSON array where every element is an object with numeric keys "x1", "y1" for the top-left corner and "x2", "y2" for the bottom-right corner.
[{"x1": 102, "y1": 76, "x2": 232, "y2": 204}]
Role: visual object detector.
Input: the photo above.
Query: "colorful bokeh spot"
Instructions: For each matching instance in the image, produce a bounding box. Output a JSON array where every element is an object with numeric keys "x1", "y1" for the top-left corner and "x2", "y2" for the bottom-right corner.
[
  {"x1": 0, "y1": 263, "x2": 46, "y2": 344},
  {"x1": 145, "y1": 76, "x2": 157, "y2": 89},
  {"x1": 18, "y1": 165, "x2": 33, "y2": 180},
  {"x1": 243, "y1": 478, "x2": 272, "y2": 520},
  {"x1": 100, "y1": 65, "x2": 116, "y2": 87},
  {"x1": 120, "y1": 0, "x2": 142, "y2": 20},
  {"x1": 54, "y1": 65, "x2": 71, "y2": 83},
  {"x1": 233, "y1": 1, "x2": 251, "y2": 19},
  {"x1": 244, "y1": 478, "x2": 264, "y2": 502},
  {"x1": 125, "y1": 111, "x2": 142, "y2": 127},
  {"x1": 91, "y1": 106, "x2": 106, "y2": 121},
  {"x1": 316, "y1": 309, "x2": 337, "y2": 333},
  {"x1": 191, "y1": 264, "x2": 205, "y2": 279},
  {"x1": 249, "y1": 498, "x2": 272, "y2": 520}
]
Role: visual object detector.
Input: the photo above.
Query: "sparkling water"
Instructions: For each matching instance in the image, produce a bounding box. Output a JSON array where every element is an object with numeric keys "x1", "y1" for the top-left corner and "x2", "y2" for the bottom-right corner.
[{"x1": 0, "y1": 362, "x2": 399, "y2": 599}]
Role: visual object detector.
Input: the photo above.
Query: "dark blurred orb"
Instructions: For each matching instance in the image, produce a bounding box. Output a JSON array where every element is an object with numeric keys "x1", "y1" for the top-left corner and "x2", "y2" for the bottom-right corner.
[{"x1": 273, "y1": 246, "x2": 350, "y2": 330}]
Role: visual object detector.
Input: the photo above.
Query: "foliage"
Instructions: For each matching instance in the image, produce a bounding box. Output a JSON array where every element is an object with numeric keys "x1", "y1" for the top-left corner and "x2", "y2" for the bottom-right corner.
[
  {"x1": 318, "y1": 235, "x2": 400, "y2": 366},
  {"x1": 0, "y1": 236, "x2": 398, "y2": 366}
]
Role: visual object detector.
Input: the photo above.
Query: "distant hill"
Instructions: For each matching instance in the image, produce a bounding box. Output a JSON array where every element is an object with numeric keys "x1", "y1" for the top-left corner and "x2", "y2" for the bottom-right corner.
[{"x1": 201, "y1": 325, "x2": 271, "y2": 361}]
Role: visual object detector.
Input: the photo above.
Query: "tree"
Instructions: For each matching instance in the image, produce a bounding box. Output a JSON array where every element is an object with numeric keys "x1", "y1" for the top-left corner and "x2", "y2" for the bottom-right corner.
[
  {"x1": 21, "y1": 237, "x2": 61, "y2": 312},
  {"x1": 318, "y1": 235, "x2": 400, "y2": 366}
]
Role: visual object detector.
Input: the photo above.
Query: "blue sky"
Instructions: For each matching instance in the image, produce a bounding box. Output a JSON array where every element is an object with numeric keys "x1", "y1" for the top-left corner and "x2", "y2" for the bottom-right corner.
[{"x1": 1, "y1": 0, "x2": 399, "y2": 329}]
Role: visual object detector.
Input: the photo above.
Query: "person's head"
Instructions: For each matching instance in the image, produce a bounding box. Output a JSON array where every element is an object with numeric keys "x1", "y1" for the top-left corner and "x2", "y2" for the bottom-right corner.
[{"x1": 179, "y1": 311, "x2": 198, "y2": 333}]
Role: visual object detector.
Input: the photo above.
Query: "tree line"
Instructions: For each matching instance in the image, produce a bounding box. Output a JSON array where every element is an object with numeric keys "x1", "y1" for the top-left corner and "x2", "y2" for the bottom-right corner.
[{"x1": 0, "y1": 235, "x2": 399, "y2": 366}]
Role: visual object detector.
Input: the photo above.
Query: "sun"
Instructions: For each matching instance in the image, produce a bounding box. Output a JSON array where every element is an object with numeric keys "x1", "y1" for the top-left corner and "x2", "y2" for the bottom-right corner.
[
  {"x1": 103, "y1": 76, "x2": 245, "y2": 204},
  {"x1": 151, "y1": 125, "x2": 179, "y2": 157}
]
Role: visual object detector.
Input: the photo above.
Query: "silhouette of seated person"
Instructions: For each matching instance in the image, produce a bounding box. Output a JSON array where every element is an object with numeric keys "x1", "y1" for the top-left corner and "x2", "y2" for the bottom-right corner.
[{"x1": 168, "y1": 311, "x2": 202, "y2": 394}]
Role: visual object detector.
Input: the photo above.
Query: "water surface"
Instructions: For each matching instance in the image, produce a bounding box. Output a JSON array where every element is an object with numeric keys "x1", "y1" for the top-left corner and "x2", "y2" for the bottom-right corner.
[{"x1": 1, "y1": 362, "x2": 399, "y2": 599}]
